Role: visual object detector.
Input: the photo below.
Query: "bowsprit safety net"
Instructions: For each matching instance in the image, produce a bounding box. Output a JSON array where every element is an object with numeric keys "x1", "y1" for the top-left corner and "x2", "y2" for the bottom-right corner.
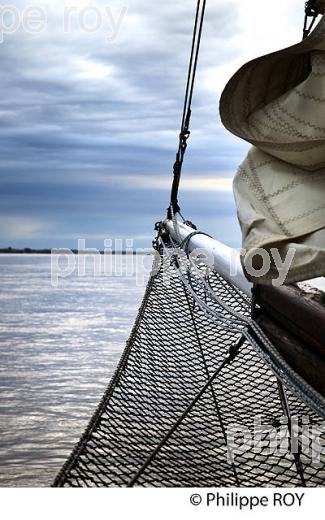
[{"x1": 53, "y1": 225, "x2": 325, "y2": 487}]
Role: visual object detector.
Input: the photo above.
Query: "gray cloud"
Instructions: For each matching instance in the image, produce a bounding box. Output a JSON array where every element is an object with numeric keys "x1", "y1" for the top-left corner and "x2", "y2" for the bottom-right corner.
[{"x1": 0, "y1": 0, "x2": 300, "y2": 248}]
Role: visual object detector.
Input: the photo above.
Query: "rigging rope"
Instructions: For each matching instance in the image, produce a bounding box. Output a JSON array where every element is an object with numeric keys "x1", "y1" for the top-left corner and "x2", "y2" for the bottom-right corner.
[
  {"x1": 163, "y1": 233, "x2": 325, "y2": 418},
  {"x1": 168, "y1": 0, "x2": 207, "y2": 218}
]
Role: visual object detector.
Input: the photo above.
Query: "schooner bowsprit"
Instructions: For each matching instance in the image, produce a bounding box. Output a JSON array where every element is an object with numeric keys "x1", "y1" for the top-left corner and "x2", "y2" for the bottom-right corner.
[{"x1": 54, "y1": 0, "x2": 325, "y2": 487}]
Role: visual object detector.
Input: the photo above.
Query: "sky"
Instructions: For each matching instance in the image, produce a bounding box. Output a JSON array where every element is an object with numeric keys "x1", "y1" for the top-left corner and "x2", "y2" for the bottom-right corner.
[{"x1": 0, "y1": 0, "x2": 307, "y2": 249}]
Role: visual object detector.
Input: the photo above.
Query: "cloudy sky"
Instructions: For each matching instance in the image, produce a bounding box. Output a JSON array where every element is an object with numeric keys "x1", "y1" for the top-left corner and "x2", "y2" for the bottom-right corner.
[{"x1": 0, "y1": 0, "x2": 306, "y2": 249}]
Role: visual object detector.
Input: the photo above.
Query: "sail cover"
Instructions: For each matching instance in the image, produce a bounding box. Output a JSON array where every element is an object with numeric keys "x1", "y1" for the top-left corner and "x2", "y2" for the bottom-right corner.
[{"x1": 220, "y1": 16, "x2": 325, "y2": 284}]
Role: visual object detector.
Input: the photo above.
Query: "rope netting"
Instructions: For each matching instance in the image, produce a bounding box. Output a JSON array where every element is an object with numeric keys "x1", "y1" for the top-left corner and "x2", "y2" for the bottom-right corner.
[{"x1": 54, "y1": 229, "x2": 325, "y2": 487}]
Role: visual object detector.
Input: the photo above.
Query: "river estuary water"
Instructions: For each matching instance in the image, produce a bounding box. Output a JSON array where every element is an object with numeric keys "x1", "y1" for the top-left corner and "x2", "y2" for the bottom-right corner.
[{"x1": 0, "y1": 254, "x2": 150, "y2": 487}]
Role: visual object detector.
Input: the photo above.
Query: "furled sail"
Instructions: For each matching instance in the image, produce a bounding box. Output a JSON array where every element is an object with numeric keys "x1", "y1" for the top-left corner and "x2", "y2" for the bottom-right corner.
[{"x1": 220, "y1": 15, "x2": 325, "y2": 284}]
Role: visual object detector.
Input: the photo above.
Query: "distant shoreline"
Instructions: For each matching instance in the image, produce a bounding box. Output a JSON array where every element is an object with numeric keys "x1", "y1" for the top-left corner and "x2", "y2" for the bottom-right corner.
[{"x1": 0, "y1": 248, "x2": 152, "y2": 255}]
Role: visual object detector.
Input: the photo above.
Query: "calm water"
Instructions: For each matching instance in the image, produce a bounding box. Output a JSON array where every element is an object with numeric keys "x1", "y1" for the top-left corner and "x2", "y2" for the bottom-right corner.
[{"x1": 0, "y1": 254, "x2": 151, "y2": 487}]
